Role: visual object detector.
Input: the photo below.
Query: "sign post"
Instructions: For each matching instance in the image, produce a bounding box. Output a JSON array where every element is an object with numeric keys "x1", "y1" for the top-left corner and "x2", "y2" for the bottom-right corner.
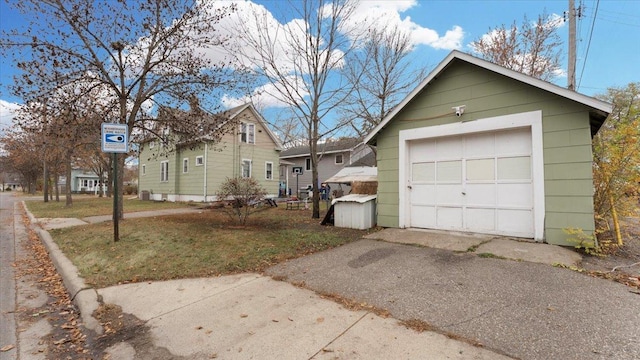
[
  {"x1": 101, "y1": 123, "x2": 129, "y2": 242},
  {"x1": 292, "y1": 166, "x2": 303, "y2": 199}
]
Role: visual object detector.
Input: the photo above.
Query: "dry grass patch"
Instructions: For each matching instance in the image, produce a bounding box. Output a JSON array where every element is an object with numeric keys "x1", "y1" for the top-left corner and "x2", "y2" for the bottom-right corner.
[
  {"x1": 50, "y1": 207, "x2": 367, "y2": 288},
  {"x1": 25, "y1": 195, "x2": 193, "y2": 218}
]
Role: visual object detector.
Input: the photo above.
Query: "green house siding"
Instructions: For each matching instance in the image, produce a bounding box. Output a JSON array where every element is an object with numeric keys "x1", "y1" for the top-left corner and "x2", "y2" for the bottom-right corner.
[
  {"x1": 375, "y1": 60, "x2": 597, "y2": 245},
  {"x1": 138, "y1": 147, "x2": 177, "y2": 196},
  {"x1": 138, "y1": 106, "x2": 281, "y2": 201}
]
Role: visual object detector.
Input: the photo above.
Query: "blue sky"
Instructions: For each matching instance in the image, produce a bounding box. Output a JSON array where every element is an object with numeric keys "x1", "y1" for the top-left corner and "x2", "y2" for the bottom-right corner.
[{"x1": 1, "y1": 0, "x2": 639, "y2": 131}]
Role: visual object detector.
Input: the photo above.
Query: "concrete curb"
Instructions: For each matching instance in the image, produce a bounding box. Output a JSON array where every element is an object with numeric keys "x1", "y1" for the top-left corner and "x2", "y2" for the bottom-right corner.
[{"x1": 22, "y1": 201, "x2": 103, "y2": 335}]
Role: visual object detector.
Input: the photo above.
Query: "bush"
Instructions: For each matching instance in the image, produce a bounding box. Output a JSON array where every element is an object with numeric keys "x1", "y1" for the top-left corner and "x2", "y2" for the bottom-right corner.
[
  {"x1": 215, "y1": 177, "x2": 268, "y2": 224},
  {"x1": 124, "y1": 185, "x2": 138, "y2": 195}
]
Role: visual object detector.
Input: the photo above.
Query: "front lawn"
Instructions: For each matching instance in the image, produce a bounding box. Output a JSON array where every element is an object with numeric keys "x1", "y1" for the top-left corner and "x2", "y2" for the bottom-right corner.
[
  {"x1": 25, "y1": 195, "x2": 193, "y2": 218},
  {"x1": 47, "y1": 206, "x2": 368, "y2": 288}
]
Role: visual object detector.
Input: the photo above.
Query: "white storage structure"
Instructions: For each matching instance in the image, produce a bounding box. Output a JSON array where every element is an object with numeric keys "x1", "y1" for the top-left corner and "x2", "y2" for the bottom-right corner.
[{"x1": 333, "y1": 194, "x2": 377, "y2": 230}]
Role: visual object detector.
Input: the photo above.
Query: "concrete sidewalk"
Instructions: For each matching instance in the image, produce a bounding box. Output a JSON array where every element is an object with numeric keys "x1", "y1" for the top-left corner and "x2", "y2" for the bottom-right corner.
[
  {"x1": 25, "y1": 205, "x2": 512, "y2": 359},
  {"x1": 98, "y1": 275, "x2": 509, "y2": 359},
  {"x1": 38, "y1": 207, "x2": 203, "y2": 230},
  {"x1": 365, "y1": 228, "x2": 582, "y2": 266}
]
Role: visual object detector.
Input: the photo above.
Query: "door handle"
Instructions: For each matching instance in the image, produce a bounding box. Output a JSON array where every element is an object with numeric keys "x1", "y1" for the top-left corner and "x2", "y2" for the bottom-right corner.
[{"x1": 408, "y1": 185, "x2": 412, "y2": 189}]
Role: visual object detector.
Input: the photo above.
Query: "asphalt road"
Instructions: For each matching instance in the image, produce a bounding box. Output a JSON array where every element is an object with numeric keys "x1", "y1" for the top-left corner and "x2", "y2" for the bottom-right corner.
[
  {"x1": 0, "y1": 193, "x2": 17, "y2": 360},
  {"x1": 267, "y1": 239, "x2": 640, "y2": 360}
]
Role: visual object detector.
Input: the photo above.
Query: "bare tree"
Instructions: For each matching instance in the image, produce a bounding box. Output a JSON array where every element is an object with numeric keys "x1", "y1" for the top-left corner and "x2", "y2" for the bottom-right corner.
[
  {"x1": 341, "y1": 25, "x2": 425, "y2": 139},
  {"x1": 230, "y1": 0, "x2": 363, "y2": 218},
  {"x1": 1, "y1": 0, "x2": 240, "y2": 218},
  {"x1": 470, "y1": 12, "x2": 563, "y2": 81},
  {"x1": 0, "y1": 129, "x2": 42, "y2": 194}
]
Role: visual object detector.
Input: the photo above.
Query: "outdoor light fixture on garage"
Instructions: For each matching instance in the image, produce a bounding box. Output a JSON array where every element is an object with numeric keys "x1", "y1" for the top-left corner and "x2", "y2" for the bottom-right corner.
[{"x1": 452, "y1": 105, "x2": 466, "y2": 117}]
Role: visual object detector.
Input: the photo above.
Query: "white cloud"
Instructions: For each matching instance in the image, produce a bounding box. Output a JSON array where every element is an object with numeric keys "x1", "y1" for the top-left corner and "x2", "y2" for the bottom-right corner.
[
  {"x1": 0, "y1": 99, "x2": 20, "y2": 131},
  {"x1": 345, "y1": 1, "x2": 464, "y2": 50},
  {"x1": 187, "y1": 1, "x2": 466, "y2": 111},
  {"x1": 222, "y1": 76, "x2": 309, "y2": 110}
]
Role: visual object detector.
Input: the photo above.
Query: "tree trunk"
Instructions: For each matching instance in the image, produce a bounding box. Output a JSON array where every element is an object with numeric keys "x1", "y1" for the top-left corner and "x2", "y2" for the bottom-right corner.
[
  {"x1": 43, "y1": 160, "x2": 49, "y2": 202},
  {"x1": 310, "y1": 122, "x2": 320, "y2": 219},
  {"x1": 65, "y1": 158, "x2": 73, "y2": 207},
  {"x1": 54, "y1": 170, "x2": 60, "y2": 202},
  {"x1": 608, "y1": 191, "x2": 623, "y2": 246}
]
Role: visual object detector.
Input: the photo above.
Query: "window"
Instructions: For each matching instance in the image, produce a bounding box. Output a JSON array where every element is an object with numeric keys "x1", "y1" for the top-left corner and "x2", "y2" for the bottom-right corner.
[
  {"x1": 141, "y1": 164, "x2": 146, "y2": 176},
  {"x1": 305, "y1": 158, "x2": 311, "y2": 171},
  {"x1": 240, "y1": 123, "x2": 255, "y2": 144},
  {"x1": 195, "y1": 156, "x2": 204, "y2": 166},
  {"x1": 265, "y1": 162, "x2": 273, "y2": 180},
  {"x1": 241, "y1": 159, "x2": 252, "y2": 178},
  {"x1": 335, "y1": 154, "x2": 343, "y2": 164},
  {"x1": 161, "y1": 161, "x2": 169, "y2": 182},
  {"x1": 183, "y1": 158, "x2": 189, "y2": 173},
  {"x1": 161, "y1": 128, "x2": 170, "y2": 148}
]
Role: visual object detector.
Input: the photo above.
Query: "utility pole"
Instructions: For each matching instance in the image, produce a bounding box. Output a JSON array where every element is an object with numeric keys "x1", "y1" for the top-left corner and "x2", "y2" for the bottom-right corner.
[{"x1": 568, "y1": 0, "x2": 576, "y2": 90}]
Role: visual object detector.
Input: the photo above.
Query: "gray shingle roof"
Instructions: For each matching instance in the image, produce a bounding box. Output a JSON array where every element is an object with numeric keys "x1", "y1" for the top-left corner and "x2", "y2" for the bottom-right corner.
[{"x1": 280, "y1": 138, "x2": 360, "y2": 158}]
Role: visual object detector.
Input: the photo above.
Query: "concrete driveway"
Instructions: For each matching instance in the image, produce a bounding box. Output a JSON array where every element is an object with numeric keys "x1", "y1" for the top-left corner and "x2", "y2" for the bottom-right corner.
[{"x1": 266, "y1": 239, "x2": 640, "y2": 360}]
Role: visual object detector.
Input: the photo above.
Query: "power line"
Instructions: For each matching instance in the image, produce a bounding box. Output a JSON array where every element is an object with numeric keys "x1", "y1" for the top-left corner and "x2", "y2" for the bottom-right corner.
[{"x1": 577, "y1": 0, "x2": 600, "y2": 90}]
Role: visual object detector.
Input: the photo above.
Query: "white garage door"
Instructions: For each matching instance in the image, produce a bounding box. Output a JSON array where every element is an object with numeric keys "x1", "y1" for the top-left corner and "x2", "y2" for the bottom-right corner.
[{"x1": 408, "y1": 127, "x2": 534, "y2": 238}]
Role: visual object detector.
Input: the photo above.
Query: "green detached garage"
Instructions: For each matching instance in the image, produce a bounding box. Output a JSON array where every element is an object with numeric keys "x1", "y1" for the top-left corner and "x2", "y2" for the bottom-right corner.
[{"x1": 364, "y1": 51, "x2": 612, "y2": 246}]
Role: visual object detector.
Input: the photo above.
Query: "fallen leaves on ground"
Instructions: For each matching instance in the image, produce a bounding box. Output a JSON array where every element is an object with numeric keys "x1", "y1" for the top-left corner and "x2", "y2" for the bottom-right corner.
[
  {"x1": 15, "y1": 205, "x2": 90, "y2": 358},
  {"x1": 0, "y1": 344, "x2": 15, "y2": 352}
]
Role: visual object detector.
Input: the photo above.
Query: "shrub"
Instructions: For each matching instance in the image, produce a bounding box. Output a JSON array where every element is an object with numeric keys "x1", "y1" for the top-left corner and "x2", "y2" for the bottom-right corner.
[{"x1": 215, "y1": 177, "x2": 268, "y2": 224}]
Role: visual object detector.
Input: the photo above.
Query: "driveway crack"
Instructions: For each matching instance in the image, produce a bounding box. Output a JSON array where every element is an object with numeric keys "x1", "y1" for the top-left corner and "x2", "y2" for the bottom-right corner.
[{"x1": 308, "y1": 311, "x2": 370, "y2": 359}]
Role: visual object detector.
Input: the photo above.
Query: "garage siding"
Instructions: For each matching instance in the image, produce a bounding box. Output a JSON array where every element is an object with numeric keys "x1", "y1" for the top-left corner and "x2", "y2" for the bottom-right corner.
[{"x1": 375, "y1": 60, "x2": 596, "y2": 245}]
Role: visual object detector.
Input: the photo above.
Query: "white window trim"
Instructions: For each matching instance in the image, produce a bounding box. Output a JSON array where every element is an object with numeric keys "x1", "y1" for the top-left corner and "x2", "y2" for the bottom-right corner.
[
  {"x1": 182, "y1": 158, "x2": 189, "y2": 174},
  {"x1": 241, "y1": 159, "x2": 252, "y2": 178},
  {"x1": 195, "y1": 155, "x2": 204, "y2": 166},
  {"x1": 305, "y1": 158, "x2": 311, "y2": 171},
  {"x1": 141, "y1": 164, "x2": 146, "y2": 176},
  {"x1": 398, "y1": 110, "x2": 545, "y2": 241},
  {"x1": 241, "y1": 123, "x2": 256, "y2": 144},
  {"x1": 161, "y1": 160, "x2": 169, "y2": 182},
  {"x1": 265, "y1": 161, "x2": 273, "y2": 180},
  {"x1": 335, "y1": 154, "x2": 344, "y2": 164}
]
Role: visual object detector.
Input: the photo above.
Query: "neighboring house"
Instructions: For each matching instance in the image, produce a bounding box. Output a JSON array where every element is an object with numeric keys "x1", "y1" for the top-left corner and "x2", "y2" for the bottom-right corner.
[
  {"x1": 279, "y1": 138, "x2": 375, "y2": 197},
  {"x1": 1, "y1": 171, "x2": 23, "y2": 191},
  {"x1": 364, "y1": 50, "x2": 612, "y2": 246},
  {"x1": 58, "y1": 169, "x2": 106, "y2": 194},
  {"x1": 138, "y1": 103, "x2": 282, "y2": 202}
]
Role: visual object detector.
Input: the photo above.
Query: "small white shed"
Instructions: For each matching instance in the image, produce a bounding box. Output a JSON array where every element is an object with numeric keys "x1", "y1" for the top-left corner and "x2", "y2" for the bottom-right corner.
[{"x1": 332, "y1": 194, "x2": 377, "y2": 230}]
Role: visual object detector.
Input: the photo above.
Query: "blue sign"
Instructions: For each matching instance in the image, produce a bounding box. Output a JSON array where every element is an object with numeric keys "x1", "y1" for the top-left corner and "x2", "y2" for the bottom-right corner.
[{"x1": 101, "y1": 123, "x2": 129, "y2": 153}]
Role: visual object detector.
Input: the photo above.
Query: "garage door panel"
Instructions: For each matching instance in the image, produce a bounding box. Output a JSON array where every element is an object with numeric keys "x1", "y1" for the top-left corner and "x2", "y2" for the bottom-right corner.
[
  {"x1": 410, "y1": 205, "x2": 435, "y2": 228},
  {"x1": 412, "y1": 162, "x2": 435, "y2": 182},
  {"x1": 436, "y1": 160, "x2": 462, "y2": 182},
  {"x1": 497, "y1": 183, "x2": 532, "y2": 207},
  {"x1": 466, "y1": 158, "x2": 495, "y2": 181},
  {"x1": 465, "y1": 184, "x2": 496, "y2": 206},
  {"x1": 436, "y1": 137, "x2": 463, "y2": 160},
  {"x1": 437, "y1": 207, "x2": 463, "y2": 229},
  {"x1": 465, "y1": 132, "x2": 495, "y2": 157},
  {"x1": 436, "y1": 184, "x2": 464, "y2": 204},
  {"x1": 495, "y1": 128, "x2": 531, "y2": 154},
  {"x1": 498, "y1": 156, "x2": 531, "y2": 180},
  {"x1": 409, "y1": 140, "x2": 435, "y2": 163},
  {"x1": 408, "y1": 126, "x2": 534, "y2": 238},
  {"x1": 411, "y1": 184, "x2": 436, "y2": 204},
  {"x1": 466, "y1": 208, "x2": 496, "y2": 232},
  {"x1": 497, "y1": 209, "x2": 533, "y2": 236}
]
